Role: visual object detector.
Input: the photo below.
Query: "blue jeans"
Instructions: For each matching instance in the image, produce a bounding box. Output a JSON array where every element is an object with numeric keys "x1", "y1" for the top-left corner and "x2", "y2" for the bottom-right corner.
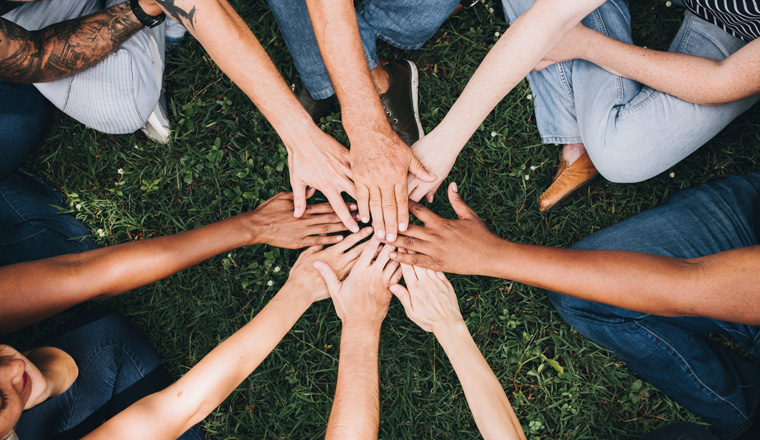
[
  {"x1": 15, "y1": 310, "x2": 204, "y2": 439},
  {"x1": 501, "y1": 0, "x2": 760, "y2": 183},
  {"x1": 266, "y1": 0, "x2": 459, "y2": 99},
  {"x1": 0, "y1": 81, "x2": 51, "y2": 181},
  {"x1": 547, "y1": 171, "x2": 760, "y2": 439},
  {"x1": 0, "y1": 171, "x2": 97, "y2": 266}
]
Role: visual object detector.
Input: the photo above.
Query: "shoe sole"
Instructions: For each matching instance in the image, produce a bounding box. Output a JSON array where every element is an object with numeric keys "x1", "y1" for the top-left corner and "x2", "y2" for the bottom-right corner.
[
  {"x1": 540, "y1": 173, "x2": 598, "y2": 213},
  {"x1": 406, "y1": 60, "x2": 424, "y2": 139}
]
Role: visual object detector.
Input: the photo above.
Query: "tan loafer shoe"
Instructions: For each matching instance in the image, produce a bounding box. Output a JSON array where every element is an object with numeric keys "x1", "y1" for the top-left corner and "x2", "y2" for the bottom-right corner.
[{"x1": 538, "y1": 151, "x2": 598, "y2": 212}]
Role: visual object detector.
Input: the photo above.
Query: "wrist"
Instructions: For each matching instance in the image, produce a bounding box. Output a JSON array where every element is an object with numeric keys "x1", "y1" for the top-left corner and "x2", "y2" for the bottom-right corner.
[
  {"x1": 132, "y1": 0, "x2": 165, "y2": 26},
  {"x1": 342, "y1": 318, "x2": 383, "y2": 336},
  {"x1": 478, "y1": 237, "x2": 514, "y2": 278},
  {"x1": 275, "y1": 280, "x2": 314, "y2": 311},
  {"x1": 433, "y1": 319, "x2": 471, "y2": 349}
]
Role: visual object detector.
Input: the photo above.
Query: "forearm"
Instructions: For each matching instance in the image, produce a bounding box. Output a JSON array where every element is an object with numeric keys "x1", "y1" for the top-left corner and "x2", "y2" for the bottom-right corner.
[
  {"x1": 436, "y1": 322, "x2": 524, "y2": 440},
  {"x1": 326, "y1": 324, "x2": 381, "y2": 440},
  {"x1": 0, "y1": 2, "x2": 150, "y2": 83},
  {"x1": 432, "y1": 0, "x2": 602, "y2": 148},
  {"x1": 155, "y1": 0, "x2": 320, "y2": 149},
  {"x1": 0, "y1": 213, "x2": 259, "y2": 335},
  {"x1": 305, "y1": 0, "x2": 388, "y2": 138},
  {"x1": 484, "y1": 240, "x2": 760, "y2": 324},
  {"x1": 85, "y1": 282, "x2": 312, "y2": 439},
  {"x1": 576, "y1": 27, "x2": 760, "y2": 105}
]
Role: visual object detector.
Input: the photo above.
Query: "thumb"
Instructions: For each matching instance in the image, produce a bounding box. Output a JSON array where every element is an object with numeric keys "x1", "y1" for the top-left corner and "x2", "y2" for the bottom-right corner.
[
  {"x1": 390, "y1": 284, "x2": 412, "y2": 312},
  {"x1": 409, "y1": 156, "x2": 437, "y2": 183},
  {"x1": 293, "y1": 182, "x2": 307, "y2": 218},
  {"x1": 313, "y1": 261, "x2": 341, "y2": 295},
  {"x1": 448, "y1": 182, "x2": 477, "y2": 220}
]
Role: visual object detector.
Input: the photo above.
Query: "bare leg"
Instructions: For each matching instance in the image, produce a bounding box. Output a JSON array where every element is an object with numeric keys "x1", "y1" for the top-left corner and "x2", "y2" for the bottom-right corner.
[
  {"x1": 561, "y1": 143, "x2": 587, "y2": 165},
  {"x1": 370, "y1": 63, "x2": 390, "y2": 95}
]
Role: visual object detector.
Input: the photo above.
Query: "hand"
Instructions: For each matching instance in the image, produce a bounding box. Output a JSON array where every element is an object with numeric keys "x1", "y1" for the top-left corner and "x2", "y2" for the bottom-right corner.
[
  {"x1": 286, "y1": 227, "x2": 374, "y2": 303},
  {"x1": 138, "y1": 0, "x2": 164, "y2": 17},
  {"x1": 385, "y1": 183, "x2": 501, "y2": 275},
  {"x1": 246, "y1": 192, "x2": 351, "y2": 249},
  {"x1": 534, "y1": 23, "x2": 589, "y2": 71},
  {"x1": 407, "y1": 132, "x2": 457, "y2": 203},
  {"x1": 314, "y1": 238, "x2": 401, "y2": 329},
  {"x1": 390, "y1": 266, "x2": 463, "y2": 333},
  {"x1": 286, "y1": 129, "x2": 359, "y2": 232},
  {"x1": 350, "y1": 128, "x2": 436, "y2": 243}
]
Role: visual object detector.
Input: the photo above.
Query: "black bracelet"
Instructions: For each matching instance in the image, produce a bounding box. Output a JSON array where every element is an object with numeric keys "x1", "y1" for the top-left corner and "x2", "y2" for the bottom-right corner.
[{"x1": 130, "y1": 0, "x2": 166, "y2": 28}]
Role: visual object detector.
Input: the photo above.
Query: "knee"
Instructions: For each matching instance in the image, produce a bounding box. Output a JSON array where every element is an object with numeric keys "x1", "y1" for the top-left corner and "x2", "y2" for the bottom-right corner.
[{"x1": 586, "y1": 143, "x2": 665, "y2": 184}]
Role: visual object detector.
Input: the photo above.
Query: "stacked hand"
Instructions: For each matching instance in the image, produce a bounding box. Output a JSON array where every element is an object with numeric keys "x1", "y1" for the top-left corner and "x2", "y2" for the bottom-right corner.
[{"x1": 390, "y1": 265, "x2": 463, "y2": 334}]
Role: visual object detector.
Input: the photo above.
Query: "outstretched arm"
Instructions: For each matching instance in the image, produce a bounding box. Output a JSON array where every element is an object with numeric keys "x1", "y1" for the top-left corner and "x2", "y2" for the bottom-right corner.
[
  {"x1": 407, "y1": 0, "x2": 603, "y2": 202},
  {"x1": 0, "y1": 193, "x2": 347, "y2": 335},
  {"x1": 0, "y1": 0, "x2": 162, "y2": 83},
  {"x1": 391, "y1": 267, "x2": 525, "y2": 440},
  {"x1": 535, "y1": 24, "x2": 760, "y2": 105},
  {"x1": 314, "y1": 238, "x2": 400, "y2": 439},
  {"x1": 387, "y1": 183, "x2": 760, "y2": 325},
  {"x1": 82, "y1": 237, "x2": 370, "y2": 440}
]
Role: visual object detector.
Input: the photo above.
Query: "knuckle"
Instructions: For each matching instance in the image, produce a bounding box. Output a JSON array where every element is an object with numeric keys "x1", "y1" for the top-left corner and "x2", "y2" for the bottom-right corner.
[{"x1": 403, "y1": 237, "x2": 415, "y2": 248}]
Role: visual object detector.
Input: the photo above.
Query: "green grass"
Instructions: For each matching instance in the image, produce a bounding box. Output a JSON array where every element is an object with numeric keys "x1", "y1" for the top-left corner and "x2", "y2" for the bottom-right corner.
[{"x1": 7, "y1": 0, "x2": 760, "y2": 438}]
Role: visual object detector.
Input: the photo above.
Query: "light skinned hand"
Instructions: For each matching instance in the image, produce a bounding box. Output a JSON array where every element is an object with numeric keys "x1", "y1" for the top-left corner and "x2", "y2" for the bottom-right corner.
[
  {"x1": 287, "y1": 131, "x2": 359, "y2": 233},
  {"x1": 247, "y1": 192, "x2": 354, "y2": 249},
  {"x1": 390, "y1": 266, "x2": 463, "y2": 333},
  {"x1": 385, "y1": 182, "x2": 500, "y2": 275},
  {"x1": 286, "y1": 227, "x2": 375, "y2": 303},
  {"x1": 407, "y1": 132, "x2": 457, "y2": 203},
  {"x1": 313, "y1": 238, "x2": 401, "y2": 328},
  {"x1": 534, "y1": 23, "x2": 588, "y2": 71},
  {"x1": 351, "y1": 129, "x2": 436, "y2": 243}
]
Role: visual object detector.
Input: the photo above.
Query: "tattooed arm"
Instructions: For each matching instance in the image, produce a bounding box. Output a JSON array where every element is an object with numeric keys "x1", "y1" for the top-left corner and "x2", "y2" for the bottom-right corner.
[{"x1": 0, "y1": 0, "x2": 162, "y2": 83}]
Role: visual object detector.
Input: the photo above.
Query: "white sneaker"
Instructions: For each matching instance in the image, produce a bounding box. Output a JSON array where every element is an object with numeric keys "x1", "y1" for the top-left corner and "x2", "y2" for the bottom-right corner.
[{"x1": 141, "y1": 91, "x2": 170, "y2": 144}]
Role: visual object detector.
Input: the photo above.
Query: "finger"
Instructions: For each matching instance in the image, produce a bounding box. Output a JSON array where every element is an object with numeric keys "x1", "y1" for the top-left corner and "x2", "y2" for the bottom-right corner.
[
  {"x1": 389, "y1": 265, "x2": 403, "y2": 285},
  {"x1": 356, "y1": 183, "x2": 371, "y2": 224},
  {"x1": 391, "y1": 252, "x2": 437, "y2": 270},
  {"x1": 325, "y1": 191, "x2": 360, "y2": 233},
  {"x1": 381, "y1": 187, "x2": 398, "y2": 241},
  {"x1": 400, "y1": 262, "x2": 418, "y2": 284},
  {"x1": 374, "y1": 243, "x2": 396, "y2": 269},
  {"x1": 302, "y1": 234, "x2": 345, "y2": 246},
  {"x1": 408, "y1": 155, "x2": 437, "y2": 183},
  {"x1": 306, "y1": 187, "x2": 317, "y2": 199},
  {"x1": 448, "y1": 182, "x2": 478, "y2": 220},
  {"x1": 304, "y1": 202, "x2": 337, "y2": 215},
  {"x1": 382, "y1": 258, "x2": 399, "y2": 277},
  {"x1": 313, "y1": 261, "x2": 341, "y2": 295},
  {"x1": 358, "y1": 237, "x2": 382, "y2": 267},
  {"x1": 293, "y1": 182, "x2": 308, "y2": 218},
  {"x1": 395, "y1": 184, "x2": 409, "y2": 233},
  {"x1": 408, "y1": 185, "x2": 424, "y2": 203},
  {"x1": 390, "y1": 284, "x2": 412, "y2": 312},
  {"x1": 426, "y1": 191, "x2": 434, "y2": 204},
  {"x1": 408, "y1": 200, "x2": 442, "y2": 225},
  {"x1": 341, "y1": 177, "x2": 358, "y2": 200},
  {"x1": 329, "y1": 226, "x2": 373, "y2": 254},
  {"x1": 387, "y1": 234, "x2": 430, "y2": 255},
  {"x1": 369, "y1": 186, "x2": 385, "y2": 240}
]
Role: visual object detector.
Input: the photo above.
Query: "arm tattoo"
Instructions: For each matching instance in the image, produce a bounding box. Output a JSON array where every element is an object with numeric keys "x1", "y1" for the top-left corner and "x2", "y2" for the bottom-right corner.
[
  {"x1": 0, "y1": 2, "x2": 143, "y2": 83},
  {"x1": 155, "y1": 0, "x2": 197, "y2": 32}
]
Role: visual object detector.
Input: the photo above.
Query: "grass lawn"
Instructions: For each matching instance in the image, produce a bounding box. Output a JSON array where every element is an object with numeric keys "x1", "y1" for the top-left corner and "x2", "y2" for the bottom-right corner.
[{"x1": 8, "y1": 0, "x2": 760, "y2": 438}]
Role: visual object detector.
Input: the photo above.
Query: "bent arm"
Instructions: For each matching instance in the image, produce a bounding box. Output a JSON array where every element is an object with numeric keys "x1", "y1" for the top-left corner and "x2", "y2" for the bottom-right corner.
[
  {"x1": 484, "y1": 241, "x2": 760, "y2": 325},
  {"x1": 83, "y1": 281, "x2": 313, "y2": 439},
  {"x1": 435, "y1": 322, "x2": 525, "y2": 440},
  {"x1": 326, "y1": 324, "x2": 381, "y2": 440},
  {"x1": 0, "y1": 2, "x2": 154, "y2": 83},
  {"x1": 569, "y1": 26, "x2": 760, "y2": 105}
]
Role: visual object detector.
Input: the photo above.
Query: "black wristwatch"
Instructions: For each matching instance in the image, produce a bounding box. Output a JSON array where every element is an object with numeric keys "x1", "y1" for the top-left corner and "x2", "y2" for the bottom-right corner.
[{"x1": 130, "y1": 0, "x2": 166, "y2": 28}]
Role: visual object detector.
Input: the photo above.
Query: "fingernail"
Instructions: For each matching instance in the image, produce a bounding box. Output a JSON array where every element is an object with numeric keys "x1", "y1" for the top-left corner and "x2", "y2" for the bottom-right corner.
[
  {"x1": 361, "y1": 217, "x2": 369, "y2": 223},
  {"x1": 399, "y1": 223, "x2": 407, "y2": 231},
  {"x1": 390, "y1": 252, "x2": 397, "y2": 259},
  {"x1": 349, "y1": 204, "x2": 357, "y2": 210},
  {"x1": 387, "y1": 234, "x2": 395, "y2": 241},
  {"x1": 365, "y1": 227, "x2": 373, "y2": 234},
  {"x1": 452, "y1": 182, "x2": 458, "y2": 193},
  {"x1": 350, "y1": 225, "x2": 359, "y2": 233},
  {"x1": 335, "y1": 235, "x2": 344, "y2": 241},
  {"x1": 376, "y1": 230, "x2": 385, "y2": 239}
]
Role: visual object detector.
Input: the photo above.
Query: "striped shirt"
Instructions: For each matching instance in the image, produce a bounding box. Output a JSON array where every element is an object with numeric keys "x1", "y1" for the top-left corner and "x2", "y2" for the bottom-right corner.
[{"x1": 682, "y1": 0, "x2": 760, "y2": 41}]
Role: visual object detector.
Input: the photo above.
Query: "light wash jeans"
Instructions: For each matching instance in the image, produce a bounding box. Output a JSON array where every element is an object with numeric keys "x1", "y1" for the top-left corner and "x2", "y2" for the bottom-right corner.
[
  {"x1": 548, "y1": 170, "x2": 760, "y2": 439},
  {"x1": 2, "y1": 0, "x2": 165, "y2": 134},
  {"x1": 266, "y1": 0, "x2": 459, "y2": 99},
  {"x1": 501, "y1": 0, "x2": 760, "y2": 183}
]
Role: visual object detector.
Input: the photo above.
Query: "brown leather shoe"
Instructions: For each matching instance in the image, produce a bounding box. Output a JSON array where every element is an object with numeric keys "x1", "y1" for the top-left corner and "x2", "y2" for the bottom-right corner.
[{"x1": 538, "y1": 152, "x2": 598, "y2": 212}]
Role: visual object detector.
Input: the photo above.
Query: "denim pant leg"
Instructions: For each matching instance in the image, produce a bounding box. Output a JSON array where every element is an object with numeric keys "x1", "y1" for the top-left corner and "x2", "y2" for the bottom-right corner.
[
  {"x1": 0, "y1": 82, "x2": 51, "y2": 181},
  {"x1": 0, "y1": 171, "x2": 97, "y2": 266},
  {"x1": 3, "y1": 0, "x2": 165, "y2": 134},
  {"x1": 547, "y1": 171, "x2": 760, "y2": 439},
  {"x1": 15, "y1": 310, "x2": 203, "y2": 440},
  {"x1": 266, "y1": 0, "x2": 457, "y2": 99}
]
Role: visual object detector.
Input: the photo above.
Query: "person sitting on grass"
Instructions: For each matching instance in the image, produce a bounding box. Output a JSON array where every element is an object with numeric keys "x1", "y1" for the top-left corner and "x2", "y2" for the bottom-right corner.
[
  {"x1": 406, "y1": 0, "x2": 759, "y2": 212},
  {"x1": 385, "y1": 175, "x2": 760, "y2": 439},
  {"x1": 0, "y1": 221, "x2": 376, "y2": 439}
]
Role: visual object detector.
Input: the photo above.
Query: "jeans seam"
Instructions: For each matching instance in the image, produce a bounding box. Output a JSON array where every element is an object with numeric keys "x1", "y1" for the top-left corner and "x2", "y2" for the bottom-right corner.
[{"x1": 634, "y1": 320, "x2": 752, "y2": 423}]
